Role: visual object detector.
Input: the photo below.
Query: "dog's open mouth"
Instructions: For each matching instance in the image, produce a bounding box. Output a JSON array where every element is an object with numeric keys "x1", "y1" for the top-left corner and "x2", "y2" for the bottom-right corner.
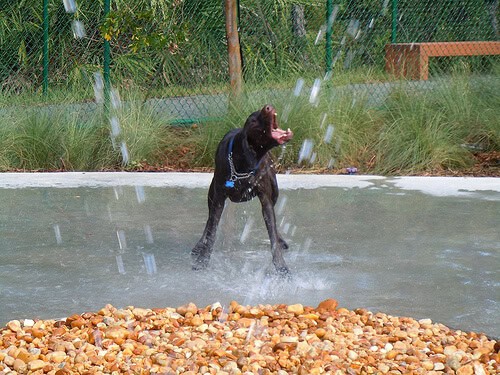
[{"x1": 271, "y1": 112, "x2": 293, "y2": 145}]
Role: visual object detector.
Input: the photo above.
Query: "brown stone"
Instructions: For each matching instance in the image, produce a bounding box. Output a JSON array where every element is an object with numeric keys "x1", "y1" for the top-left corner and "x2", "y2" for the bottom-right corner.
[
  {"x1": 286, "y1": 304, "x2": 304, "y2": 315},
  {"x1": 456, "y1": 364, "x2": 474, "y2": 375},
  {"x1": 316, "y1": 299, "x2": 338, "y2": 313},
  {"x1": 28, "y1": 359, "x2": 47, "y2": 371}
]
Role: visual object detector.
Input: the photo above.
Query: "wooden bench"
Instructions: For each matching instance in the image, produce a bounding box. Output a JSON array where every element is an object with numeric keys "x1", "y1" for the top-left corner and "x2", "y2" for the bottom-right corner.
[{"x1": 385, "y1": 41, "x2": 500, "y2": 80}]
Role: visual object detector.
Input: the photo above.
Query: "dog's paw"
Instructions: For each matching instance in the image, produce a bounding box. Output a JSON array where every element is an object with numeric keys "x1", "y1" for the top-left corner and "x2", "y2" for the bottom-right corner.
[
  {"x1": 190, "y1": 245, "x2": 204, "y2": 258},
  {"x1": 276, "y1": 266, "x2": 291, "y2": 279},
  {"x1": 192, "y1": 256, "x2": 209, "y2": 271}
]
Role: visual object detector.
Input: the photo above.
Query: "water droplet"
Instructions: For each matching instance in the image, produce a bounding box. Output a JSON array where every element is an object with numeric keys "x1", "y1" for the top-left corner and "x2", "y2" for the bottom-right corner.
[
  {"x1": 298, "y1": 139, "x2": 314, "y2": 163},
  {"x1": 310, "y1": 152, "x2": 317, "y2": 164},
  {"x1": 71, "y1": 20, "x2": 86, "y2": 39},
  {"x1": 382, "y1": 0, "x2": 390, "y2": 15},
  {"x1": 335, "y1": 138, "x2": 342, "y2": 153},
  {"x1": 344, "y1": 50, "x2": 356, "y2": 69},
  {"x1": 240, "y1": 217, "x2": 254, "y2": 244},
  {"x1": 63, "y1": 0, "x2": 77, "y2": 13},
  {"x1": 115, "y1": 255, "x2": 126, "y2": 274},
  {"x1": 116, "y1": 230, "x2": 127, "y2": 250},
  {"x1": 144, "y1": 224, "x2": 154, "y2": 244},
  {"x1": 347, "y1": 19, "x2": 360, "y2": 39},
  {"x1": 324, "y1": 125, "x2": 335, "y2": 143},
  {"x1": 314, "y1": 25, "x2": 326, "y2": 45},
  {"x1": 328, "y1": 158, "x2": 336, "y2": 169},
  {"x1": 309, "y1": 78, "x2": 321, "y2": 104},
  {"x1": 135, "y1": 185, "x2": 146, "y2": 203},
  {"x1": 120, "y1": 142, "x2": 129, "y2": 165},
  {"x1": 111, "y1": 88, "x2": 122, "y2": 109},
  {"x1": 276, "y1": 196, "x2": 288, "y2": 216},
  {"x1": 282, "y1": 222, "x2": 290, "y2": 234},
  {"x1": 327, "y1": 5, "x2": 340, "y2": 29},
  {"x1": 332, "y1": 49, "x2": 343, "y2": 67},
  {"x1": 53, "y1": 224, "x2": 62, "y2": 245},
  {"x1": 369, "y1": 18, "x2": 375, "y2": 29},
  {"x1": 281, "y1": 103, "x2": 292, "y2": 123},
  {"x1": 113, "y1": 186, "x2": 123, "y2": 200},
  {"x1": 110, "y1": 117, "x2": 121, "y2": 137},
  {"x1": 142, "y1": 253, "x2": 157, "y2": 275},
  {"x1": 293, "y1": 78, "x2": 304, "y2": 96},
  {"x1": 319, "y1": 113, "x2": 327, "y2": 129},
  {"x1": 93, "y1": 72, "x2": 104, "y2": 104}
]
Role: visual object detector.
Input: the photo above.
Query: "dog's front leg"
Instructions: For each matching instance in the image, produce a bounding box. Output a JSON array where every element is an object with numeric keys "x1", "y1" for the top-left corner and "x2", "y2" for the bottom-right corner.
[
  {"x1": 192, "y1": 180, "x2": 226, "y2": 270},
  {"x1": 259, "y1": 194, "x2": 290, "y2": 275}
]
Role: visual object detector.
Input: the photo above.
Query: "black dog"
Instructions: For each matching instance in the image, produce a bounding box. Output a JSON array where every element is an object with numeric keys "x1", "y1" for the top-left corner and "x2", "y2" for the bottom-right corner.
[{"x1": 191, "y1": 105, "x2": 293, "y2": 274}]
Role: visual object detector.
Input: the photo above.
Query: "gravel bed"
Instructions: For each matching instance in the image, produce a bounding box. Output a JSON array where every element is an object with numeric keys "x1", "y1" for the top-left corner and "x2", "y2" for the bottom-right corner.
[{"x1": 0, "y1": 299, "x2": 498, "y2": 374}]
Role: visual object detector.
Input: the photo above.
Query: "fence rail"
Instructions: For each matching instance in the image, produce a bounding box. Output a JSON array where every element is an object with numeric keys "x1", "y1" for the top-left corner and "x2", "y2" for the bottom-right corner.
[{"x1": 1, "y1": 0, "x2": 498, "y2": 121}]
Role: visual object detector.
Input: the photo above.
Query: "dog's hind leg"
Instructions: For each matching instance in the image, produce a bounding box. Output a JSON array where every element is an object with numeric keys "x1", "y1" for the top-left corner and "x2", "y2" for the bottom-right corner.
[
  {"x1": 192, "y1": 179, "x2": 226, "y2": 270},
  {"x1": 259, "y1": 194, "x2": 290, "y2": 275}
]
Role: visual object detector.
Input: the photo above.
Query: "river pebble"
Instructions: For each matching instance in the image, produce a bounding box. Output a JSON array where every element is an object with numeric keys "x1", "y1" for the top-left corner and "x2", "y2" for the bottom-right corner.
[{"x1": 0, "y1": 299, "x2": 498, "y2": 374}]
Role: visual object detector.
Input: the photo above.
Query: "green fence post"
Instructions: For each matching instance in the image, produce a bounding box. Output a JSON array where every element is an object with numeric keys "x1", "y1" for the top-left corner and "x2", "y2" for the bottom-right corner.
[
  {"x1": 391, "y1": 0, "x2": 398, "y2": 43},
  {"x1": 325, "y1": 0, "x2": 333, "y2": 73},
  {"x1": 103, "y1": 0, "x2": 111, "y2": 107},
  {"x1": 43, "y1": 0, "x2": 49, "y2": 95}
]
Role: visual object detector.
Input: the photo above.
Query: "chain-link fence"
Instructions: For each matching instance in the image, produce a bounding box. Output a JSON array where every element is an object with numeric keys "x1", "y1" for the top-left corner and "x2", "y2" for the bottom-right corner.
[{"x1": 1, "y1": 0, "x2": 499, "y2": 121}]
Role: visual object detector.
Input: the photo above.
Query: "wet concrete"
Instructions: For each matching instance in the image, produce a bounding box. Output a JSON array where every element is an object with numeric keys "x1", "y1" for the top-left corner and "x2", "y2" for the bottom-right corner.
[{"x1": 0, "y1": 173, "x2": 498, "y2": 337}]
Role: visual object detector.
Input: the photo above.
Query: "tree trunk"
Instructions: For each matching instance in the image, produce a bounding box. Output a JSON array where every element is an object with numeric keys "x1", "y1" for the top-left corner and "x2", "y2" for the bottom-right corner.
[
  {"x1": 291, "y1": 4, "x2": 307, "y2": 63},
  {"x1": 225, "y1": 0, "x2": 242, "y2": 98}
]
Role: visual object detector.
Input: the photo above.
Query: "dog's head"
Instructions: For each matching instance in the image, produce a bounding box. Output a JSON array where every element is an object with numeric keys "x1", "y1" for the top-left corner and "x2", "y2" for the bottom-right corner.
[{"x1": 244, "y1": 105, "x2": 293, "y2": 151}]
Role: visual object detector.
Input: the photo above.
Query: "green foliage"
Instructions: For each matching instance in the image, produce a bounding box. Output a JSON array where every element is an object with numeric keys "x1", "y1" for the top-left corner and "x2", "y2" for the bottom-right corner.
[
  {"x1": 1, "y1": 0, "x2": 498, "y2": 98},
  {"x1": 0, "y1": 73, "x2": 498, "y2": 174}
]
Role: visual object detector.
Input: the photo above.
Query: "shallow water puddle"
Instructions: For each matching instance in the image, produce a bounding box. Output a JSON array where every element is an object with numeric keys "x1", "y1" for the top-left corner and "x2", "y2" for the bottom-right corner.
[{"x1": 0, "y1": 177, "x2": 498, "y2": 337}]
